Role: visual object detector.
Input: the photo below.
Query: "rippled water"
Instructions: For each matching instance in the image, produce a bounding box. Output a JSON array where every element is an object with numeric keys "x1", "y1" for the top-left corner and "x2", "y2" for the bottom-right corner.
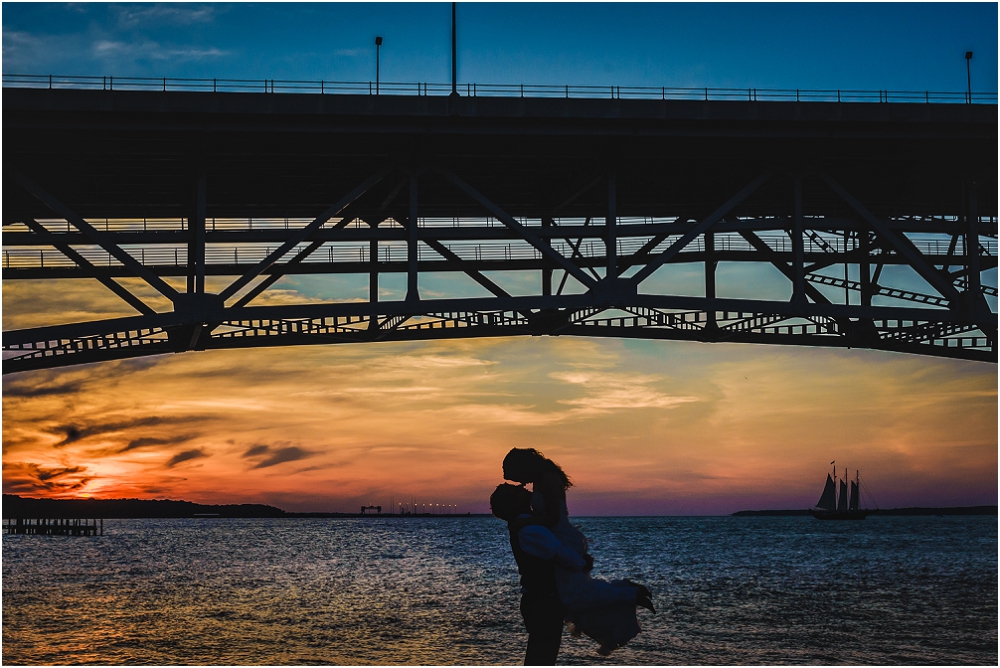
[{"x1": 3, "y1": 516, "x2": 996, "y2": 665}]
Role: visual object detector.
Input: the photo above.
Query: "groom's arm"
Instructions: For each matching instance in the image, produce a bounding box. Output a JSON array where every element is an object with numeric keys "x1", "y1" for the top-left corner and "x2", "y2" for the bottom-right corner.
[{"x1": 518, "y1": 525, "x2": 587, "y2": 570}]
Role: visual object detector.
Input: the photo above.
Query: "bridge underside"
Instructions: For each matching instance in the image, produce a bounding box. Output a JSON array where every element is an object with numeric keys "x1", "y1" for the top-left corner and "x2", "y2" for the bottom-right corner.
[{"x1": 3, "y1": 89, "x2": 997, "y2": 372}]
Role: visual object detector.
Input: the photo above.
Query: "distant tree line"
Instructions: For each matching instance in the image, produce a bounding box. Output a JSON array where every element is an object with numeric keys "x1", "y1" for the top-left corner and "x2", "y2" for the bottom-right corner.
[{"x1": 2, "y1": 494, "x2": 287, "y2": 519}]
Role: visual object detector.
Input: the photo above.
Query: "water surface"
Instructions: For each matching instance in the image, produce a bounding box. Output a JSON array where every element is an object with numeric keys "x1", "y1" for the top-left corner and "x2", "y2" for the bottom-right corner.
[{"x1": 3, "y1": 516, "x2": 996, "y2": 665}]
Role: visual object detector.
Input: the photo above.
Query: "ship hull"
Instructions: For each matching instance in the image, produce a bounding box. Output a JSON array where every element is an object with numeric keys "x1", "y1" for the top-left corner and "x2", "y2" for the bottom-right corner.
[{"x1": 810, "y1": 509, "x2": 873, "y2": 520}]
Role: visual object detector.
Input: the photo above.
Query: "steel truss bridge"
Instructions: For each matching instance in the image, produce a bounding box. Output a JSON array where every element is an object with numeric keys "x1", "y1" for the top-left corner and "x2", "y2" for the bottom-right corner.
[{"x1": 2, "y1": 85, "x2": 997, "y2": 374}]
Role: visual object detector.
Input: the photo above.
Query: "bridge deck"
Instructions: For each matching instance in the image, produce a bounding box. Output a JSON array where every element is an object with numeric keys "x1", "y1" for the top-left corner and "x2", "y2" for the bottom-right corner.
[{"x1": 4, "y1": 88, "x2": 996, "y2": 222}]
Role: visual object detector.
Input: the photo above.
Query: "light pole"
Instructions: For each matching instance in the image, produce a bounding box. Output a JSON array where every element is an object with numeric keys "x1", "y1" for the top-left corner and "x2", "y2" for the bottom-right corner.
[
  {"x1": 375, "y1": 36, "x2": 383, "y2": 95},
  {"x1": 965, "y1": 51, "x2": 973, "y2": 103},
  {"x1": 451, "y1": 2, "x2": 459, "y2": 97}
]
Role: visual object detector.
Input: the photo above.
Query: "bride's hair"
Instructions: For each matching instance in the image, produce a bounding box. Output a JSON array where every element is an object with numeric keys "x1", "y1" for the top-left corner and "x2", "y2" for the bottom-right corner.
[{"x1": 503, "y1": 447, "x2": 573, "y2": 490}]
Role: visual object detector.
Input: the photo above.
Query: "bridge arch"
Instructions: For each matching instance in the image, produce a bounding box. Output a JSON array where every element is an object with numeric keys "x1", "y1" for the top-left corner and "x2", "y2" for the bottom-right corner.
[{"x1": 3, "y1": 83, "x2": 996, "y2": 372}]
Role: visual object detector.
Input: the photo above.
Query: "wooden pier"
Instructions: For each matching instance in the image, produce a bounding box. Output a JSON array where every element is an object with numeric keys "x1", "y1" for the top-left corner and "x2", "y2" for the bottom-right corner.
[{"x1": 4, "y1": 518, "x2": 102, "y2": 536}]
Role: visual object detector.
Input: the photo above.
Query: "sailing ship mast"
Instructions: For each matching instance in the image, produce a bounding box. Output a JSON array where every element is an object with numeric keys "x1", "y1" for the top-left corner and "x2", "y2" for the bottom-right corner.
[
  {"x1": 811, "y1": 462, "x2": 871, "y2": 520},
  {"x1": 849, "y1": 470, "x2": 860, "y2": 512}
]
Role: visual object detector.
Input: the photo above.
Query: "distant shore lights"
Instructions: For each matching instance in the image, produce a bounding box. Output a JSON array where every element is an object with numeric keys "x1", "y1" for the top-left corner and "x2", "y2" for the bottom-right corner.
[{"x1": 393, "y1": 498, "x2": 459, "y2": 515}]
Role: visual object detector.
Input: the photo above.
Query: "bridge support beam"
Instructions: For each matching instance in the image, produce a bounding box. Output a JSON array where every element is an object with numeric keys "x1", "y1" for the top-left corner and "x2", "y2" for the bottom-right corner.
[
  {"x1": 407, "y1": 173, "x2": 419, "y2": 302},
  {"x1": 541, "y1": 216, "x2": 554, "y2": 296},
  {"x1": 860, "y1": 229, "x2": 872, "y2": 308},
  {"x1": 705, "y1": 229, "x2": 717, "y2": 332},
  {"x1": 187, "y1": 170, "x2": 207, "y2": 296},
  {"x1": 819, "y1": 171, "x2": 962, "y2": 305},
  {"x1": 12, "y1": 170, "x2": 182, "y2": 302},
  {"x1": 437, "y1": 167, "x2": 597, "y2": 290},
  {"x1": 792, "y1": 175, "x2": 806, "y2": 309},
  {"x1": 629, "y1": 170, "x2": 773, "y2": 287},
  {"x1": 21, "y1": 218, "x2": 155, "y2": 316},
  {"x1": 606, "y1": 173, "x2": 617, "y2": 280},
  {"x1": 369, "y1": 218, "x2": 379, "y2": 330},
  {"x1": 966, "y1": 180, "x2": 984, "y2": 316},
  {"x1": 218, "y1": 165, "x2": 392, "y2": 301}
]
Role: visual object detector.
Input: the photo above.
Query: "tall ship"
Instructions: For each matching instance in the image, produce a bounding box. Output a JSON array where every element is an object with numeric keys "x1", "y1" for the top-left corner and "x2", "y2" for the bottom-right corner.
[{"x1": 810, "y1": 463, "x2": 873, "y2": 520}]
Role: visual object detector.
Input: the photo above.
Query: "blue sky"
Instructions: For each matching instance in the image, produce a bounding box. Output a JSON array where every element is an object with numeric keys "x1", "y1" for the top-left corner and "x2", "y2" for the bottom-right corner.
[{"x1": 3, "y1": 3, "x2": 997, "y2": 93}]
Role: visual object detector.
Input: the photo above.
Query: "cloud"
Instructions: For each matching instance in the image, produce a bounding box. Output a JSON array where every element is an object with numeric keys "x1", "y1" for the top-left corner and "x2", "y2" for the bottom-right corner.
[
  {"x1": 121, "y1": 434, "x2": 199, "y2": 453},
  {"x1": 243, "y1": 444, "x2": 270, "y2": 458},
  {"x1": 439, "y1": 402, "x2": 569, "y2": 427},
  {"x1": 92, "y1": 39, "x2": 229, "y2": 62},
  {"x1": 2, "y1": 360, "x2": 149, "y2": 400},
  {"x1": 391, "y1": 355, "x2": 498, "y2": 370},
  {"x1": 47, "y1": 416, "x2": 175, "y2": 447},
  {"x1": 1, "y1": 29, "x2": 44, "y2": 58},
  {"x1": 2, "y1": 278, "x2": 174, "y2": 330},
  {"x1": 115, "y1": 5, "x2": 217, "y2": 28},
  {"x1": 2, "y1": 462, "x2": 94, "y2": 495},
  {"x1": 550, "y1": 370, "x2": 699, "y2": 413},
  {"x1": 243, "y1": 444, "x2": 316, "y2": 469},
  {"x1": 165, "y1": 449, "x2": 208, "y2": 468},
  {"x1": 2, "y1": 376, "x2": 87, "y2": 399}
]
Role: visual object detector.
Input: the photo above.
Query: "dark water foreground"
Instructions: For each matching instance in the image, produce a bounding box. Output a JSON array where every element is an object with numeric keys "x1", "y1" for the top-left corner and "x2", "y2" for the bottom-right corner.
[{"x1": 2, "y1": 516, "x2": 996, "y2": 665}]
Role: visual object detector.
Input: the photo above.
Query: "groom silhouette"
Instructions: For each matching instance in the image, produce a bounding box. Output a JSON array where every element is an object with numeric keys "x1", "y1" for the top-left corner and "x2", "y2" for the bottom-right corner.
[{"x1": 491, "y1": 483, "x2": 587, "y2": 666}]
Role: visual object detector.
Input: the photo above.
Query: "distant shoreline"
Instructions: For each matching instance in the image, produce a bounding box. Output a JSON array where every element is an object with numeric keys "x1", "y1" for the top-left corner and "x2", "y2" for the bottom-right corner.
[
  {"x1": 732, "y1": 506, "x2": 997, "y2": 517},
  {"x1": 3, "y1": 495, "x2": 997, "y2": 519},
  {"x1": 1, "y1": 495, "x2": 487, "y2": 519}
]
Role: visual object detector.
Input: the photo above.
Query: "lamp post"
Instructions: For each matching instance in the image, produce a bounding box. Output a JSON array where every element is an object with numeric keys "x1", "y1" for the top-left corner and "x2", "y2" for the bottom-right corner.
[
  {"x1": 965, "y1": 51, "x2": 973, "y2": 103},
  {"x1": 375, "y1": 36, "x2": 383, "y2": 95},
  {"x1": 451, "y1": 2, "x2": 459, "y2": 97}
]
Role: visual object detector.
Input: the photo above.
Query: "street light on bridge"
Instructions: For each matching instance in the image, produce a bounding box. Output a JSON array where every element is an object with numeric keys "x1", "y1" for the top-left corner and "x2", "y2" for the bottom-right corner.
[
  {"x1": 375, "y1": 36, "x2": 383, "y2": 95},
  {"x1": 965, "y1": 51, "x2": 973, "y2": 104},
  {"x1": 451, "y1": 2, "x2": 459, "y2": 98}
]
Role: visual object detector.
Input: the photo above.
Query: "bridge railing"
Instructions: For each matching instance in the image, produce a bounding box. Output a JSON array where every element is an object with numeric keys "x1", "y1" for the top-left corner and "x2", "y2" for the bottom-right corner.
[
  {"x1": 6, "y1": 233, "x2": 996, "y2": 271},
  {"x1": 4, "y1": 74, "x2": 996, "y2": 104}
]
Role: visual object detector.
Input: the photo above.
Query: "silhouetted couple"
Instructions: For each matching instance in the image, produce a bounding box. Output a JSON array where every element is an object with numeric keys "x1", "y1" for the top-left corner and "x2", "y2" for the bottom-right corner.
[{"x1": 491, "y1": 447, "x2": 654, "y2": 665}]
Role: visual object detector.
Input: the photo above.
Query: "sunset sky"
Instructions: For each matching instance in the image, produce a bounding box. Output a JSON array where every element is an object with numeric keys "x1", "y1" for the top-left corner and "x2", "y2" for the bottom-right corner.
[{"x1": 3, "y1": 3, "x2": 997, "y2": 514}]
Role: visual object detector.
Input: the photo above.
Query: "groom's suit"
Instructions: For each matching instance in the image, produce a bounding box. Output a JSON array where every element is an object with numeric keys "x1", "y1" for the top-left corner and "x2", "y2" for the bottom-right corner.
[{"x1": 507, "y1": 515, "x2": 586, "y2": 665}]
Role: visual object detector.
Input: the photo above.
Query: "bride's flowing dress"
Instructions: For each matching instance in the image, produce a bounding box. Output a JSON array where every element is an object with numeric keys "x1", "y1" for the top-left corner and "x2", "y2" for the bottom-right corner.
[{"x1": 532, "y1": 490, "x2": 642, "y2": 654}]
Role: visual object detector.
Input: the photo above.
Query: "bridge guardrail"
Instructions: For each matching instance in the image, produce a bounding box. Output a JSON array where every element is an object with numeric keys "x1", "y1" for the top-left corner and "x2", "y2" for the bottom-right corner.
[
  {"x1": 4, "y1": 74, "x2": 997, "y2": 105},
  {"x1": 5, "y1": 235, "x2": 996, "y2": 271}
]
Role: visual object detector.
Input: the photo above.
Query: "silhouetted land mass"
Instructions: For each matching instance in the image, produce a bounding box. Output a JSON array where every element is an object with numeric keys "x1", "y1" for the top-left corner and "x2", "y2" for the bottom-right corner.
[
  {"x1": 2, "y1": 495, "x2": 286, "y2": 519},
  {"x1": 1, "y1": 495, "x2": 481, "y2": 519},
  {"x1": 733, "y1": 506, "x2": 997, "y2": 516}
]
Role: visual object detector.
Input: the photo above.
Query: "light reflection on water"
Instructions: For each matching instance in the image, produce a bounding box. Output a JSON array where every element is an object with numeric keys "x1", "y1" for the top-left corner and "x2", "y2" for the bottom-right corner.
[{"x1": 2, "y1": 516, "x2": 996, "y2": 665}]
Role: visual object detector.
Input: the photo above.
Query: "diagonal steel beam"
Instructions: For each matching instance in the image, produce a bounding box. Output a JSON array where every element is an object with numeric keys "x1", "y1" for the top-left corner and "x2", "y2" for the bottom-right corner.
[
  {"x1": 437, "y1": 167, "x2": 598, "y2": 289},
  {"x1": 566, "y1": 218, "x2": 602, "y2": 279},
  {"x1": 556, "y1": 218, "x2": 601, "y2": 295},
  {"x1": 232, "y1": 215, "x2": 361, "y2": 308},
  {"x1": 12, "y1": 170, "x2": 181, "y2": 301},
  {"x1": 617, "y1": 218, "x2": 691, "y2": 274},
  {"x1": 22, "y1": 218, "x2": 156, "y2": 316},
  {"x1": 818, "y1": 171, "x2": 962, "y2": 304},
  {"x1": 237, "y1": 179, "x2": 406, "y2": 308},
  {"x1": 219, "y1": 165, "x2": 392, "y2": 301},
  {"x1": 551, "y1": 175, "x2": 604, "y2": 215},
  {"x1": 233, "y1": 240, "x2": 324, "y2": 308},
  {"x1": 23, "y1": 218, "x2": 156, "y2": 315},
  {"x1": 628, "y1": 170, "x2": 773, "y2": 286},
  {"x1": 421, "y1": 238, "x2": 512, "y2": 299},
  {"x1": 738, "y1": 229, "x2": 832, "y2": 305}
]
